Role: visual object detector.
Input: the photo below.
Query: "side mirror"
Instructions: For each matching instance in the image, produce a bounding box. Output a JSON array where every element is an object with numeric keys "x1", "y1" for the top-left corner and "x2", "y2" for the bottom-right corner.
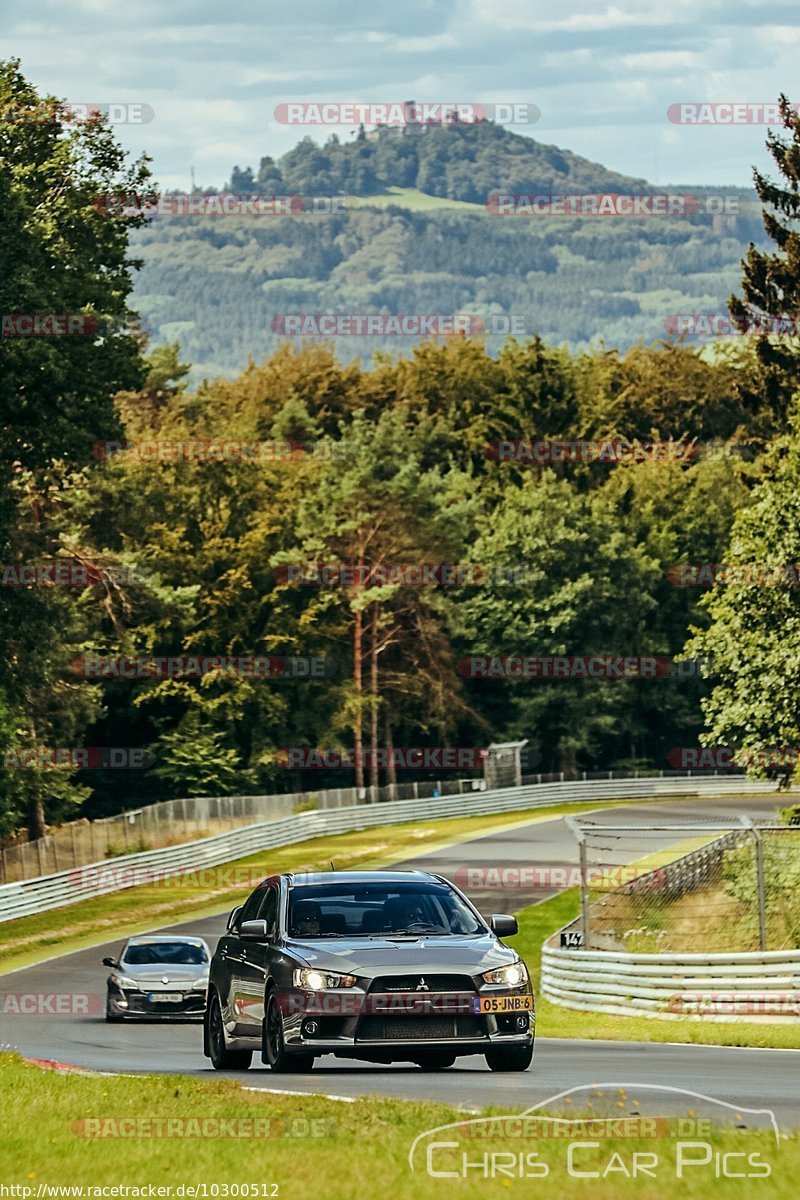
[
  {"x1": 490, "y1": 914, "x2": 518, "y2": 937},
  {"x1": 240, "y1": 919, "x2": 270, "y2": 941},
  {"x1": 227, "y1": 905, "x2": 243, "y2": 932},
  {"x1": 102, "y1": 957, "x2": 118, "y2": 968}
]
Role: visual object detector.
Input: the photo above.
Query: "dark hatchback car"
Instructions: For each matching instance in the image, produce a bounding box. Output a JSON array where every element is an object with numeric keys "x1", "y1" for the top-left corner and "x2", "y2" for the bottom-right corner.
[
  {"x1": 103, "y1": 935, "x2": 211, "y2": 1021},
  {"x1": 204, "y1": 870, "x2": 534, "y2": 1072}
]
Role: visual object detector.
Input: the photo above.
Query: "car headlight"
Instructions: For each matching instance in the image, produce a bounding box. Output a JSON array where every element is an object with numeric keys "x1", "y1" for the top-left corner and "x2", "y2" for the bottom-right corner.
[
  {"x1": 293, "y1": 968, "x2": 357, "y2": 990},
  {"x1": 481, "y1": 960, "x2": 529, "y2": 987},
  {"x1": 110, "y1": 974, "x2": 139, "y2": 990}
]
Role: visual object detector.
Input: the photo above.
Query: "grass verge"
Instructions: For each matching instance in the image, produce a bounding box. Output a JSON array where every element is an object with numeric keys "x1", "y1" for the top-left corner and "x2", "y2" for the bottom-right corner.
[{"x1": 0, "y1": 1053, "x2": 796, "y2": 1197}]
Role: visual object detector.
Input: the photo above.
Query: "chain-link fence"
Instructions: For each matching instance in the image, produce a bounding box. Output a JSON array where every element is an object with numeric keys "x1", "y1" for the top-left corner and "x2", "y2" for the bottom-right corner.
[
  {"x1": 567, "y1": 818, "x2": 800, "y2": 953},
  {"x1": 0, "y1": 767, "x2": 775, "y2": 886},
  {"x1": 0, "y1": 775, "x2": 486, "y2": 884}
]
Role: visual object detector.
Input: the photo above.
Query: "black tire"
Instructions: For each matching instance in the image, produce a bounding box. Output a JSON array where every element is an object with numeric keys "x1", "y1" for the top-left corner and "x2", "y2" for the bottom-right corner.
[
  {"x1": 414, "y1": 1052, "x2": 457, "y2": 1071},
  {"x1": 262, "y1": 992, "x2": 315, "y2": 1073},
  {"x1": 206, "y1": 991, "x2": 253, "y2": 1071},
  {"x1": 485, "y1": 1043, "x2": 533, "y2": 1072}
]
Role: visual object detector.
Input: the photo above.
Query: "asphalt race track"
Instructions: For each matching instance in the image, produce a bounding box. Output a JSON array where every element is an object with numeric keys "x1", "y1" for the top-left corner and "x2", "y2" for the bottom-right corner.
[{"x1": 2, "y1": 793, "x2": 798, "y2": 1124}]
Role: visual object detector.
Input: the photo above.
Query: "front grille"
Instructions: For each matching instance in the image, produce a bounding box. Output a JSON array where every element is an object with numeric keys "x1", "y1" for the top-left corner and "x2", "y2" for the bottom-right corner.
[
  {"x1": 356, "y1": 1015, "x2": 484, "y2": 1042},
  {"x1": 125, "y1": 992, "x2": 205, "y2": 1014},
  {"x1": 370, "y1": 973, "x2": 475, "y2": 993}
]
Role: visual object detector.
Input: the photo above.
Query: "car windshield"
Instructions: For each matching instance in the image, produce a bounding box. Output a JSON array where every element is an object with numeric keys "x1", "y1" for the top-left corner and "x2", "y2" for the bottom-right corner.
[
  {"x1": 122, "y1": 941, "x2": 208, "y2": 965},
  {"x1": 287, "y1": 881, "x2": 484, "y2": 938}
]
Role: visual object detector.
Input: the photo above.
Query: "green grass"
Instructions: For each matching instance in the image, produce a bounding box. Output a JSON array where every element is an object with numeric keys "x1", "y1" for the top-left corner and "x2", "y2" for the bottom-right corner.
[
  {"x1": 0, "y1": 1054, "x2": 796, "y2": 1197},
  {"x1": 0, "y1": 798, "x2": 653, "y2": 974},
  {"x1": 343, "y1": 186, "x2": 484, "y2": 212},
  {"x1": 508, "y1": 891, "x2": 800, "y2": 1050}
]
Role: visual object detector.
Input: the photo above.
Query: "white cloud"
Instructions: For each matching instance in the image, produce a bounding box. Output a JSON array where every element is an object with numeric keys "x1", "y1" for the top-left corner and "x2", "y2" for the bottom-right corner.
[
  {"x1": 621, "y1": 51, "x2": 703, "y2": 72},
  {"x1": 466, "y1": 0, "x2": 706, "y2": 32},
  {"x1": 0, "y1": 0, "x2": 786, "y2": 186}
]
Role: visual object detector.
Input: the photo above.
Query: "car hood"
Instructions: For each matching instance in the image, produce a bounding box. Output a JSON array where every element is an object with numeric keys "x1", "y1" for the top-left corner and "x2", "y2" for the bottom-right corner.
[
  {"x1": 115, "y1": 964, "x2": 208, "y2": 983},
  {"x1": 286, "y1": 934, "x2": 518, "y2": 977}
]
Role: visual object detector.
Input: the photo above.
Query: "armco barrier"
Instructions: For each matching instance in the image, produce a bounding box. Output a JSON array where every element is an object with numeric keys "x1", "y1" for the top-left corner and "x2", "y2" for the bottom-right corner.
[
  {"x1": 541, "y1": 942, "x2": 800, "y2": 1021},
  {"x1": 0, "y1": 775, "x2": 776, "y2": 924}
]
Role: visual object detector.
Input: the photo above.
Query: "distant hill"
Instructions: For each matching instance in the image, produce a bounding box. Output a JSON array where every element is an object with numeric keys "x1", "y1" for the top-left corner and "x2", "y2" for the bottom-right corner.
[
  {"x1": 227, "y1": 119, "x2": 651, "y2": 205},
  {"x1": 130, "y1": 122, "x2": 764, "y2": 383}
]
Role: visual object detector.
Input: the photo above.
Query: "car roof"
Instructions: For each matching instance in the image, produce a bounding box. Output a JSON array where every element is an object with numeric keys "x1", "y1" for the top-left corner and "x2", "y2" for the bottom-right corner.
[
  {"x1": 286, "y1": 870, "x2": 442, "y2": 886},
  {"x1": 125, "y1": 935, "x2": 208, "y2": 944}
]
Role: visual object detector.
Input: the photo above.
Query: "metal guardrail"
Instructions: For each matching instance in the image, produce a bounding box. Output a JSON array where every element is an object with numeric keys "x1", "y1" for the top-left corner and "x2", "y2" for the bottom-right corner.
[
  {"x1": 0, "y1": 775, "x2": 486, "y2": 884},
  {"x1": 0, "y1": 774, "x2": 775, "y2": 924},
  {"x1": 541, "y1": 943, "x2": 800, "y2": 1021}
]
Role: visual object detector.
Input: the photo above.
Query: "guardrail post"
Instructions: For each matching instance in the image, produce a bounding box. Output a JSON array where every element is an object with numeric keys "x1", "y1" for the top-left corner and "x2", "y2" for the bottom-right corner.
[
  {"x1": 740, "y1": 816, "x2": 767, "y2": 951},
  {"x1": 564, "y1": 816, "x2": 589, "y2": 948},
  {"x1": 754, "y1": 827, "x2": 767, "y2": 951}
]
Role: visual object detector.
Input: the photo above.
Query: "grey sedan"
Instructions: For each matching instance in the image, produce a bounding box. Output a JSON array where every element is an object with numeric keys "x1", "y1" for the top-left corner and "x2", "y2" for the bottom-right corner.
[{"x1": 204, "y1": 870, "x2": 534, "y2": 1072}]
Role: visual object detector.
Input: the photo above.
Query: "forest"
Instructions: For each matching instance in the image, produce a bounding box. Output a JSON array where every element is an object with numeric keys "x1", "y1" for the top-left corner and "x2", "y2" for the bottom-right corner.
[{"x1": 2, "y1": 61, "x2": 800, "y2": 838}]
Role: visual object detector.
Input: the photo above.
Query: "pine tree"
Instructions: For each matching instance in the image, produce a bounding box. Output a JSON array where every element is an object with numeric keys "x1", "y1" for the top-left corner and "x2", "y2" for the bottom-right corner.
[{"x1": 729, "y1": 95, "x2": 800, "y2": 428}]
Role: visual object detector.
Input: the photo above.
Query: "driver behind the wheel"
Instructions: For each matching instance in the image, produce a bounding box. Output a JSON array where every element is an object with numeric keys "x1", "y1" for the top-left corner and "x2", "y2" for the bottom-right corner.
[
  {"x1": 293, "y1": 900, "x2": 322, "y2": 936},
  {"x1": 383, "y1": 894, "x2": 428, "y2": 931}
]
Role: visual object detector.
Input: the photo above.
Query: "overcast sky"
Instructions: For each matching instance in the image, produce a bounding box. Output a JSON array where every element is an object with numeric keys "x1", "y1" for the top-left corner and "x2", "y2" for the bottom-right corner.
[{"x1": 2, "y1": 0, "x2": 796, "y2": 190}]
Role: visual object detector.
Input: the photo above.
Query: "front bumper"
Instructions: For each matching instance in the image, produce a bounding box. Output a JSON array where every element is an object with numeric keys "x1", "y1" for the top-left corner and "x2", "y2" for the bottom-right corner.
[
  {"x1": 278, "y1": 985, "x2": 535, "y2": 1055},
  {"x1": 108, "y1": 987, "x2": 207, "y2": 1019}
]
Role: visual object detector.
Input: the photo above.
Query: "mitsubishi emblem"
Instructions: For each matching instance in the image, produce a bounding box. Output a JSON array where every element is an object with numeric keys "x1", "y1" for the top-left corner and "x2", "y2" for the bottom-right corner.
[{"x1": 416, "y1": 977, "x2": 429, "y2": 991}]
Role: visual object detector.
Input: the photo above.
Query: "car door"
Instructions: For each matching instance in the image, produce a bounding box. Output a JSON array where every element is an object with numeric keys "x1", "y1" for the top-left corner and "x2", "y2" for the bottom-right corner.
[
  {"x1": 226, "y1": 887, "x2": 270, "y2": 1034},
  {"x1": 235, "y1": 884, "x2": 279, "y2": 1036}
]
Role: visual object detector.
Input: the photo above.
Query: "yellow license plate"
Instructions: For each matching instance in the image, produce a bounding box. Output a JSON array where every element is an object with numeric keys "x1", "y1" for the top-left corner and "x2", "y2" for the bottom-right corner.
[{"x1": 475, "y1": 994, "x2": 533, "y2": 1014}]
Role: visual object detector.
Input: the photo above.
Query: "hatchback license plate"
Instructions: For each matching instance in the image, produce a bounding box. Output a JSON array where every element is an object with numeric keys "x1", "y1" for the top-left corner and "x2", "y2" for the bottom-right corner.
[
  {"x1": 474, "y1": 995, "x2": 533, "y2": 1014},
  {"x1": 148, "y1": 992, "x2": 183, "y2": 1003}
]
